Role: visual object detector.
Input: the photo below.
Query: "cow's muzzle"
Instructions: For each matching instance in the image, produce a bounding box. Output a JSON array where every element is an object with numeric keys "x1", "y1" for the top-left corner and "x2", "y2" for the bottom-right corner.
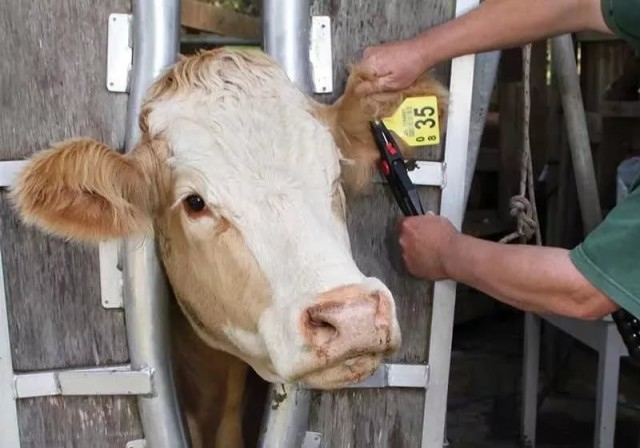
[{"x1": 296, "y1": 283, "x2": 401, "y2": 388}]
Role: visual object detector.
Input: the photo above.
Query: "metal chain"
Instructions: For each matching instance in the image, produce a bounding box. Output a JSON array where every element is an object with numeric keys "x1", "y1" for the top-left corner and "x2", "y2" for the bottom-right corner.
[{"x1": 499, "y1": 43, "x2": 542, "y2": 245}]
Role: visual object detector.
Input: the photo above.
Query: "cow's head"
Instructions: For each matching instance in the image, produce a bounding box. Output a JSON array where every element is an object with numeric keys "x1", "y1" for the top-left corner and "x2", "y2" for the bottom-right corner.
[{"x1": 10, "y1": 48, "x2": 447, "y2": 388}]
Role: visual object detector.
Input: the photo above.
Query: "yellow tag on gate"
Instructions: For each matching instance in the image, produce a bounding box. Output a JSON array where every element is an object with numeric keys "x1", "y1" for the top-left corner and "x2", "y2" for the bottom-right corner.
[{"x1": 382, "y1": 96, "x2": 440, "y2": 146}]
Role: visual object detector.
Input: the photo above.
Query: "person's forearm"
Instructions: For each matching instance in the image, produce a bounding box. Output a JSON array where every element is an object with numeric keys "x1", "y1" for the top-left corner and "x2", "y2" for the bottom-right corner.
[
  {"x1": 417, "y1": 0, "x2": 611, "y2": 67},
  {"x1": 443, "y1": 234, "x2": 617, "y2": 319}
]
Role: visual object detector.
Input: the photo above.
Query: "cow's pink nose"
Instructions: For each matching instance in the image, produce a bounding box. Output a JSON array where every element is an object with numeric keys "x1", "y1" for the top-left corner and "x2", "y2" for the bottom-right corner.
[{"x1": 301, "y1": 285, "x2": 395, "y2": 360}]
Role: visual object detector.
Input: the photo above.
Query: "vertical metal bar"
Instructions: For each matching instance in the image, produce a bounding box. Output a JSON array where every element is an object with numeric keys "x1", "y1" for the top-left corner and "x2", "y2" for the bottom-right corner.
[
  {"x1": 259, "y1": 1, "x2": 313, "y2": 446},
  {"x1": 464, "y1": 50, "x2": 501, "y2": 209},
  {"x1": 0, "y1": 251, "x2": 20, "y2": 447},
  {"x1": 422, "y1": 1, "x2": 479, "y2": 446},
  {"x1": 257, "y1": 384, "x2": 312, "y2": 448},
  {"x1": 521, "y1": 312, "x2": 541, "y2": 447},
  {"x1": 550, "y1": 35, "x2": 602, "y2": 233},
  {"x1": 123, "y1": 1, "x2": 189, "y2": 447},
  {"x1": 262, "y1": 0, "x2": 313, "y2": 92},
  {"x1": 594, "y1": 327, "x2": 620, "y2": 448}
]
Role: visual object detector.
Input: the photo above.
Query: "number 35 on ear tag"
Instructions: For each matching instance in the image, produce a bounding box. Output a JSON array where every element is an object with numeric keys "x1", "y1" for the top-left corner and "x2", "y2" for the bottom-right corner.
[{"x1": 382, "y1": 96, "x2": 440, "y2": 147}]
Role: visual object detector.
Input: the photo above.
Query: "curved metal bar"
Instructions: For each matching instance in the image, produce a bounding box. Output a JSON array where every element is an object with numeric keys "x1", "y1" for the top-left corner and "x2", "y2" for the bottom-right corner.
[
  {"x1": 259, "y1": 1, "x2": 313, "y2": 446},
  {"x1": 123, "y1": 1, "x2": 189, "y2": 447}
]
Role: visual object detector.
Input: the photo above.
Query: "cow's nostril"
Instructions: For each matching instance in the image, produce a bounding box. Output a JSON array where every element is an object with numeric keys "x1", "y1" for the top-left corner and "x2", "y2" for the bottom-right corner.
[{"x1": 304, "y1": 309, "x2": 338, "y2": 345}]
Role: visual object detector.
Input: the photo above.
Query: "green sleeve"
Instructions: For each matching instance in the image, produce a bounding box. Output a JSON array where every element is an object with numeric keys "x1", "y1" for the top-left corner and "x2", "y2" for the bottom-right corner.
[
  {"x1": 569, "y1": 182, "x2": 640, "y2": 318},
  {"x1": 601, "y1": 0, "x2": 640, "y2": 52}
]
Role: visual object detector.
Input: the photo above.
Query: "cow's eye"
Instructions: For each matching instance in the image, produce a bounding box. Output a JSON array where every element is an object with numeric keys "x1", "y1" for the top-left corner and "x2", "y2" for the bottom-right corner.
[{"x1": 184, "y1": 194, "x2": 206, "y2": 213}]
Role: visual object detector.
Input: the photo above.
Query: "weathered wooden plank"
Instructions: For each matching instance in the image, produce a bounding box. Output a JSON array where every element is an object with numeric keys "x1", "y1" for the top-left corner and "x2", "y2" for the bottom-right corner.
[
  {"x1": 308, "y1": 0, "x2": 454, "y2": 445},
  {"x1": 0, "y1": 2, "x2": 129, "y2": 159},
  {"x1": 17, "y1": 397, "x2": 143, "y2": 448},
  {"x1": 0, "y1": 0, "x2": 142, "y2": 444},
  {"x1": 580, "y1": 42, "x2": 637, "y2": 210},
  {"x1": 0, "y1": 197, "x2": 130, "y2": 370}
]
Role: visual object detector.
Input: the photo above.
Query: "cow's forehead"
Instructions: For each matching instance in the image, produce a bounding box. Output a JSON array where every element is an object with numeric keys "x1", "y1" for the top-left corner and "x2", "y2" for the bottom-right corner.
[{"x1": 142, "y1": 50, "x2": 341, "y2": 201}]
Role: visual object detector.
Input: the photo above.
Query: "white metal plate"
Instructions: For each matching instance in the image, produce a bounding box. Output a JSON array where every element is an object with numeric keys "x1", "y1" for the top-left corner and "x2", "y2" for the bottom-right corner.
[
  {"x1": 373, "y1": 160, "x2": 446, "y2": 187},
  {"x1": 302, "y1": 432, "x2": 322, "y2": 448},
  {"x1": 14, "y1": 365, "x2": 153, "y2": 398},
  {"x1": 107, "y1": 13, "x2": 133, "y2": 93},
  {"x1": 100, "y1": 241, "x2": 123, "y2": 308},
  {"x1": 0, "y1": 161, "x2": 26, "y2": 188},
  {"x1": 126, "y1": 440, "x2": 147, "y2": 448},
  {"x1": 343, "y1": 363, "x2": 429, "y2": 389},
  {"x1": 309, "y1": 16, "x2": 333, "y2": 94},
  {"x1": 408, "y1": 161, "x2": 446, "y2": 187}
]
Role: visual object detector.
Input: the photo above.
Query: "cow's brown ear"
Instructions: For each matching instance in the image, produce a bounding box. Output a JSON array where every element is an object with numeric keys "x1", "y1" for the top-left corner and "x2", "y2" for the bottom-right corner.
[
  {"x1": 10, "y1": 138, "x2": 153, "y2": 242},
  {"x1": 322, "y1": 66, "x2": 449, "y2": 194}
]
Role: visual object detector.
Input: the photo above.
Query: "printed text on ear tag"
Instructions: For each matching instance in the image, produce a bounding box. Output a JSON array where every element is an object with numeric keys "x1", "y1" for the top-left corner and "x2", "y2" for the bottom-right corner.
[{"x1": 382, "y1": 96, "x2": 440, "y2": 147}]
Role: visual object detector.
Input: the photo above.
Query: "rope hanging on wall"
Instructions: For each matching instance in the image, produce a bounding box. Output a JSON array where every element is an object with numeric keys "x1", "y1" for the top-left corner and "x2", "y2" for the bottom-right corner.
[{"x1": 499, "y1": 43, "x2": 542, "y2": 246}]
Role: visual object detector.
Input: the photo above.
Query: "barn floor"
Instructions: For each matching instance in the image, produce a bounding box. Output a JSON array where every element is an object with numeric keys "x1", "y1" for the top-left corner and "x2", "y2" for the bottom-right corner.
[{"x1": 445, "y1": 300, "x2": 640, "y2": 448}]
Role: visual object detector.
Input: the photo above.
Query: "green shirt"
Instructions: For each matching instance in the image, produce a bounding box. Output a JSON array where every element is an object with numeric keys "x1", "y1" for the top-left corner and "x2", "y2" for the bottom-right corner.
[
  {"x1": 568, "y1": 2, "x2": 640, "y2": 317},
  {"x1": 570, "y1": 176, "x2": 640, "y2": 318},
  {"x1": 601, "y1": 0, "x2": 640, "y2": 52}
]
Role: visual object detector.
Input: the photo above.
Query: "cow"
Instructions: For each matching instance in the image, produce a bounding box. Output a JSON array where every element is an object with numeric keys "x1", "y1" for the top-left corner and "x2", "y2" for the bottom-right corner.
[{"x1": 9, "y1": 48, "x2": 448, "y2": 446}]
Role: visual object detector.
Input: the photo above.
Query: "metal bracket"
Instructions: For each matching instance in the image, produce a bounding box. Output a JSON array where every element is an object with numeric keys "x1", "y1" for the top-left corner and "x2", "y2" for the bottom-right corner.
[
  {"x1": 107, "y1": 13, "x2": 133, "y2": 93},
  {"x1": 291, "y1": 363, "x2": 431, "y2": 389},
  {"x1": 13, "y1": 365, "x2": 153, "y2": 398},
  {"x1": 347, "y1": 363, "x2": 429, "y2": 389},
  {"x1": 302, "y1": 431, "x2": 322, "y2": 448},
  {"x1": 408, "y1": 161, "x2": 446, "y2": 188},
  {"x1": 309, "y1": 16, "x2": 333, "y2": 94},
  {"x1": 0, "y1": 161, "x2": 25, "y2": 188},
  {"x1": 126, "y1": 440, "x2": 147, "y2": 448},
  {"x1": 373, "y1": 161, "x2": 446, "y2": 188},
  {"x1": 100, "y1": 241, "x2": 124, "y2": 308}
]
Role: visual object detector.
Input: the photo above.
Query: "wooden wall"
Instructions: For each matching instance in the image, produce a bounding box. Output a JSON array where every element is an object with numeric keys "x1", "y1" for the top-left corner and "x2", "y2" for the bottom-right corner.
[
  {"x1": 0, "y1": 1, "x2": 144, "y2": 446},
  {"x1": 307, "y1": 1, "x2": 453, "y2": 446}
]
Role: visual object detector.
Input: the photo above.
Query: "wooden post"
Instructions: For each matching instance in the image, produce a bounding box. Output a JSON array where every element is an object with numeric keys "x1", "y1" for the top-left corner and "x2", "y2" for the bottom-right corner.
[
  {"x1": 580, "y1": 39, "x2": 637, "y2": 211},
  {"x1": 0, "y1": 1, "x2": 143, "y2": 445},
  {"x1": 307, "y1": 1, "x2": 454, "y2": 446}
]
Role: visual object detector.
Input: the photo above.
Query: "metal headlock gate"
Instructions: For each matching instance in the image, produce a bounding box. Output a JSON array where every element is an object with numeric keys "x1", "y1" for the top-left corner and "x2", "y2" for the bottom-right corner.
[
  {"x1": 0, "y1": 0, "x2": 498, "y2": 447},
  {"x1": 258, "y1": 0, "x2": 483, "y2": 447}
]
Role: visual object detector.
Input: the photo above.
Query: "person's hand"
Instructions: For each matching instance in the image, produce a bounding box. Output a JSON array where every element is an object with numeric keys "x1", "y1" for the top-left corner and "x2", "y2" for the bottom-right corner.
[
  {"x1": 356, "y1": 37, "x2": 431, "y2": 94},
  {"x1": 397, "y1": 213, "x2": 459, "y2": 280}
]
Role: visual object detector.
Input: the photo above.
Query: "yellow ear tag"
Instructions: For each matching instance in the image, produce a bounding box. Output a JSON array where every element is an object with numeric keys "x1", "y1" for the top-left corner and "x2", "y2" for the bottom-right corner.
[{"x1": 382, "y1": 96, "x2": 441, "y2": 146}]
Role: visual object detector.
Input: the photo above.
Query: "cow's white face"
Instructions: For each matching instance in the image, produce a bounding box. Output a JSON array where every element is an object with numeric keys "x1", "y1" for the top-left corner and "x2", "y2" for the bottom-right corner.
[{"x1": 11, "y1": 49, "x2": 448, "y2": 388}]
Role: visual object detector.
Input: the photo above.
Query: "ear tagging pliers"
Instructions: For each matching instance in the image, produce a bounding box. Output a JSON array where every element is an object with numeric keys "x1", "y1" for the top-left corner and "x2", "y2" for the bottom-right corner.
[{"x1": 370, "y1": 120, "x2": 425, "y2": 216}]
